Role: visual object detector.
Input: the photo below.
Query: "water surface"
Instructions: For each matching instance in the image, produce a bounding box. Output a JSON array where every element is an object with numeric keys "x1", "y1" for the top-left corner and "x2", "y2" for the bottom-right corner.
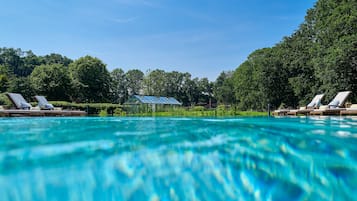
[{"x1": 0, "y1": 117, "x2": 356, "y2": 201}]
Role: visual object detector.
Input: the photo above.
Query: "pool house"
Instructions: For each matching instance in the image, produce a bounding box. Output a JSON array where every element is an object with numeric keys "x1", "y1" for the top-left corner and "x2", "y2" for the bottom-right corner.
[{"x1": 124, "y1": 95, "x2": 182, "y2": 113}]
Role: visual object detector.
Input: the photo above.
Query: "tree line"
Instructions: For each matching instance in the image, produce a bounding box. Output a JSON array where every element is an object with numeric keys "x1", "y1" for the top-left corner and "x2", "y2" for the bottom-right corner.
[
  {"x1": 0, "y1": 49, "x2": 214, "y2": 106},
  {"x1": 1, "y1": 0, "x2": 356, "y2": 110},
  {"x1": 215, "y1": 0, "x2": 357, "y2": 110}
]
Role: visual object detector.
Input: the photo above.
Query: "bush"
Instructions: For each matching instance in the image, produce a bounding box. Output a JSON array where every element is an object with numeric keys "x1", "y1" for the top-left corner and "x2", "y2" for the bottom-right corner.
[
  {"x1": 113, "y1": 108, "x2": 126, "y2": 116},
  {"x1": 99, "y1": 109, "x2": 108, "y2": 117},
  {"x1": 216, "y1": 105, "x2": 226, "y2": 111},
  {"x1": 0, "y1": 93, "x2": 12, "y2": 107},
  {"x1": 191, "y1": 106, "x2": 205, "y2": 111},
  {"x1": 48, "y1": 101, "x2": 123, "y2": 115}
]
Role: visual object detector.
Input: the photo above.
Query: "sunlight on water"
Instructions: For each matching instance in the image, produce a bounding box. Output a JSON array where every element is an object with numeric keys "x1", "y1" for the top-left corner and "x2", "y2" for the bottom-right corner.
[{"x1": 0, "y1": 116, "x2": 356, "y2": 201}]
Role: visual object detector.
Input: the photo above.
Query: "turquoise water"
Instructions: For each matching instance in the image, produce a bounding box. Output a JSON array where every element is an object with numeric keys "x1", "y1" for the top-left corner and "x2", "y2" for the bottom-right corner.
[{"x1": 0, "y1": 117, "x2": 357, "y2": 201}]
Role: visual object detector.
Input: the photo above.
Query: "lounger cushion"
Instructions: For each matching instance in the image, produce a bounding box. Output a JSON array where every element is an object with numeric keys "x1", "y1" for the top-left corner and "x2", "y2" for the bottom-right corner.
[
  {"x1": 307, "y1": 100, "x2": 321, "y2": 108},
  {"x1": 35, "y1": 95, "x2": 55, "y2": 110},
  {"x1": 20, "y1": 102, "x2": 31, "y2": 109},
  {"x1": 316, "y1": 99, "x2": 321, "y2": 107},
  {"x1": 328, "y1": 100, "x2": 339, "y2": 108},
  {"x1": 43, "y1": 103, "x2": 54, "y2": 110}
]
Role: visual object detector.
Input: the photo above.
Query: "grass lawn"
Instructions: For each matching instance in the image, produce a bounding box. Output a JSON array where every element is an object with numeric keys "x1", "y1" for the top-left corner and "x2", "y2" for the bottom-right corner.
[
  {"x1": 126, "y1": 109, "x2": 267, "y2": 117},
  {"x1": 42, "y1": 101, "x2": 267, "y2": 117}
]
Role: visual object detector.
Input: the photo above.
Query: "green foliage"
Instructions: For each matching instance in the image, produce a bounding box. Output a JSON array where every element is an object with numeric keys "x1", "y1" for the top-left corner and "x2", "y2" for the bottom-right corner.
[
  {"x1": 48, "y1": 101, "x2": 123, "y2": 115},
  {"x1": 143, "y1": 69, "x2": 166, "y2": 96},
  {"x1": 0, "y1": 74, "x2": 8, "y2": 93},
  {"x1": 214, "y1": 71, "x2": 234, "y2": 105},
  {"x1": 110, "y1": 68, "x2": 127, "y2": 104},
  {"x1": 113, "y1": 108, "x2": 126, "y2": 116},
  {"x1": 0, "y1": 65, "x2": 9, "y2": 92},
  {"x1": 127, "y1": 106, "x2": 267, "y2": 117},
  {"x1": 0, "y1": 93, "x2": 12, "y2": 106},
  {"x1": 219, "y1": 0, "x2": 357, "y2": 110},
  {"x1": 140, "y1": 69, "x2": 214, "y2": 106},
  {"x1": 125, "y1": 69, "x2": 144, "y2": 96},
  {"x1": 30, "y1": 64, "x2": 72, "y2": 100},
  {"x1": 191, "y1": 106, "x2": 205, "y2": 111},
  {"x1": 196, "y1": 78, "x2": 213, "y2": 105},
  {"x1": 0, "y1": 48, "x2": 25, "y2": 76},
  {"x1": 40, "y1": 53, "x2": 72, "y2": 66},
  {"x1": 0, "y1": 47, "x2": 215, "y2": 107},
  {"x1": 69, "y1": 56, "x2": 111, "y2": 102},
  {"x1": 1, "y1": 0, "x2": 355, "y2": 110},
  {"x1": 7, "y1": 76, "x2": 35, "y2": 100},
  {"x1": 99, "y1": 109, "x2": 108, "y2": 117},
  {"x1": 310, "y1": 0, "x2": 357, "y2": 102},
  {"x1": 232, "y1": 60, "x2": 265, "y2": 110},
  {"x1": 165, "y1": 71, "x2": 185, "y2": 98}
]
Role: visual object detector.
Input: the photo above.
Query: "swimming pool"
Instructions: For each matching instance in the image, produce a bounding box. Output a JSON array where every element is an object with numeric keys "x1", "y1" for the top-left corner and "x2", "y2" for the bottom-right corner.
[{"x1": 0, "y1": 116, "x2": 356, "y2": 201}]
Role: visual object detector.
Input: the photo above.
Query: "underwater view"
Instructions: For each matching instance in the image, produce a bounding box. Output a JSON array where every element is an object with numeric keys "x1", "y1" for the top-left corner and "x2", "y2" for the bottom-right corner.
[{"x1": 0, "y1": 116, "x2": 356, "y2": 201}]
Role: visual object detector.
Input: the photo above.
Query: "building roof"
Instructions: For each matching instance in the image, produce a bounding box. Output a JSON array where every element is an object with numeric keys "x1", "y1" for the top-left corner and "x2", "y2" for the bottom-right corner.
[{"x1": 125, "y1": 95, "x2": 182, "y2": 105}]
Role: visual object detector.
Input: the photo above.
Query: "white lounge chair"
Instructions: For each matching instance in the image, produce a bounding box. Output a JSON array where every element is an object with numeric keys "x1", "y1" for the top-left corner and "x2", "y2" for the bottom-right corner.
[
  {"x1": 34, "y1": 95, "x2": 87, "y2": 116},
  {"x1": 310, "y1": 91, "x2": 352, "y2": 115},
  {"x1": 34, "y1": 95, "x2": 55, "y2": 110},
  {"x1": 6, "y1": 93, "x2": 32, "y2": 110},
  {"x1": 287, "y1": 94, "x2": 325, "y2": 115}
]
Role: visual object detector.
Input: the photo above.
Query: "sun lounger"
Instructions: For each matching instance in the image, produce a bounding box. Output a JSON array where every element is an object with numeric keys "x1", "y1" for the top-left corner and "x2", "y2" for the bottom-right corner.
[
  {"x1": 340, "y1": 104, "x2": 357, "y2": 115},
  {"x1": 310, "y1": 91, "x2": 352, "y2": 115},
  {"x1": 287, "y1": 94, "x2": 325, "y2": 115},
  {"x1": 6, "y1": 93, "x2": 32, "y2": 110},
  {"x1": 1, "y1": 93, "x2": 86, "y2": 117},
  {"x1": 34, "y1": 95, "x2": 55, "y2": 110},
  {"x1": 34, "y1": 95, "x2": 86, "y2": 116}
]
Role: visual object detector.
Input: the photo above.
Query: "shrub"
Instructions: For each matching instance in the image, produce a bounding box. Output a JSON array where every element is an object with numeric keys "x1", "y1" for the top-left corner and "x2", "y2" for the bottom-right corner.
[
  {"x1": 99, "y1": 109, "x2": 108, "y2": 117},
  {"x1": 0, "y1": 93, "x2": 12, "y2": 107},
  {"x1": 216, "y1": 105, "x2": 226, "y2": 111},
  {"x1": 191, "y1": 106, "x2": 204, "y2": 111},
  {"x1": 48, "y1": 101, "x2": 123, "y2": 115},
  {"x1": 113, "y1": 108, "x2": 126, "y2": 116}
]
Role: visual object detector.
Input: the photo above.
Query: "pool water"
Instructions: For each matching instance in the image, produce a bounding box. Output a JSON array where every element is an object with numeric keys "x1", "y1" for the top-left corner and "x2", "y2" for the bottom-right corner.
[{"x1": 0, "y1": 117, "x2": 356, "y2": 201}]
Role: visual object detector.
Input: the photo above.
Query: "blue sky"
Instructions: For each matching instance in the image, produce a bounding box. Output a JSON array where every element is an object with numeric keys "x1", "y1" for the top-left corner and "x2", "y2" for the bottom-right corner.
[{"x1": 0, "y1": 0, "x2": 316, "y2": 80}]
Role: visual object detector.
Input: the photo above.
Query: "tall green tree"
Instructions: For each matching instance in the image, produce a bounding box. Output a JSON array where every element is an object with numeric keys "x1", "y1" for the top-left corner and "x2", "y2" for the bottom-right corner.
[
  {"x1": 18, "y1": 51, "x2": 39, "y2": 76},
  {"x1": 0, "y1": 48, "x2": 23, "y2": 76},
  {"x1": 69, "y1": 56, "x2": 111, "y2": 102},
  {"x1": 196, "y1": 78, "x2": 214, "y2": 106},
  {"x1": 30, "y1": 64, "x2": 72, "y2": 100},
  {"x1": 214, "y1": 71, "x2": 234, "y2": 105},
  {"x1": 309, "y1": 0, "x2": 357, "y2": 102},
  {"x1": 233, "y1": 61, "x2": 264, "y2": 110},
  {"x1": 143, "y1": 69, "x2": 166, "y2": 96},
  {"x1": 40, "y1": 53, "x2": 73, "y2": 66},
  {"x1": 125, "y1": 69, "x2": 144, "y2": 96},
  {"x1": 0, "y1": 65, "x2": 10, "y2": 92},
  {"x1": 110, "y1": 68, "x2": 127, "y2": 104},
  {"x1": 165, "y1": 71, "x2": 184, "y2": 98},
  {"x1": 222, "y1": 0, "x2": 357, "y2": 109},
  {"x1": 7, "y1": 77, "x2": 35, "y2": 100}
]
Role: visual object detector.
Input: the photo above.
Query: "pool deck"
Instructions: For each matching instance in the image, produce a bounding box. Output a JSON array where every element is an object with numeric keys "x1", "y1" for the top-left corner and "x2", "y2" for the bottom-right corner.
[
  {"x1": 340, "y1": 109, "x2": 357, "y2": 115},
  {"x1": 273, "y1": 109, "x2": 357, "y2": 116},
  {"x1": 0, "y1": 109, "x2": 86, "y2": 117}
]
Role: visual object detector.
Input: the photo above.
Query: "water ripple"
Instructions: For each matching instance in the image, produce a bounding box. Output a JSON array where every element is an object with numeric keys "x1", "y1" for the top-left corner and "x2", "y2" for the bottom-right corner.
[{"x1": 0, "y1": 117, "x2": 357, "y2": 200}]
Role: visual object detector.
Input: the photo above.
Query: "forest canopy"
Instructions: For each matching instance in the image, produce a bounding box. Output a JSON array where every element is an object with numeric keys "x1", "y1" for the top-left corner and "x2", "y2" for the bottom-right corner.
[
  {"x1": 0, "y1": 48, "x2": 213, "y2": 106},
  {"x1": 220, "y1": 0, "x2": 357, "y2": 110}
]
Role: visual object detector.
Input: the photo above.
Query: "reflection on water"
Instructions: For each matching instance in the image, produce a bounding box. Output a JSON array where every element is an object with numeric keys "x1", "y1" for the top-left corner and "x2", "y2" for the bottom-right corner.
[{"x1": 0, "y1": 117, "x2": 356, "y2": 201}]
